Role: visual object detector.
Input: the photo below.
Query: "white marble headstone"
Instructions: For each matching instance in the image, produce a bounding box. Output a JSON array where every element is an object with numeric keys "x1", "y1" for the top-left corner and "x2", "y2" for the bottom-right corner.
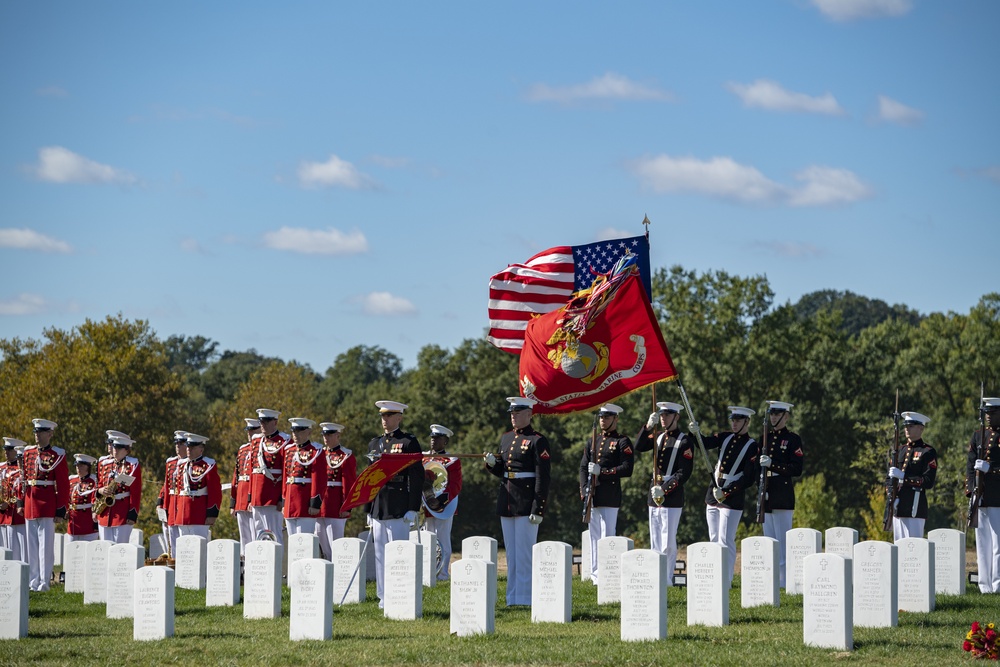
[
  {"x1": 686, "y1": 541, "x2": 728, "y2": 626},
  {"x1": 384, "y1": 540, "x2": 422, "y2": 620},
  {"x1": 0, "y1": 561, "x2": 29, "y2": 639},
  {"x1": 133, "y1": 566, "x2": 174, "y2": 640},
  {"x1": 148, "y1": 533, "x2": 168, "y2": 560},
  {"x1": 409, "y1": 529, "x2": 438, "y2": 589},
  {"x1": 461, "y1": 536, "x2": 498, "y2": 564},
  {"x1": 621, "y1": 549, "x2": 668, "y2": 641},
  {"x1": 64, "y1": 540, "x2": 89, "y2": 593},
  {"x1": 287, "y1": 533, "x2": 320, "y2": 577},
  {"x1": 206, "y1": 539, "x2": 241, "y2": 607},
  {"x1": 803, "y1": 553, "x2": 852, "y2": 651},
  {"x1": 244, "y1": 540, "x2": 283, "y2": 619},
  {"x1": 580, "y1": 529, "x2": 591, "y2": 582},
  {"x1": 928, "y1": 529, "x2": 965, "y2": 595},
  {"x1": 332, "y1": 537, "x2": 366, "y2": 605},
  {"x1": 450, "y1": 558, "x2": 496, "y2": 636},
  {"x1": 785, "y1": 528, "x2": 822, "y2": 594},
  {"x1": 129, "y1": 529, "x2": 145, "y2": 549},
  {"x1": 107, "y1": 543, "x2": 144, "y2": 619},
  {"x1": 741, "y1": 536, "x2": 779, "y2": 608},
  {"x1": 175, "y1": 535, "x2": 207, "y2": 590},
  {"x1": 53, "y1": 533, "x2": 64, "y2": 567},
  {"x1": 84, "y1": 540, "x2": 113, "y2": 604},
  {"x1": 897, "y1": 537, "x2": 935, "y2": 613},
  {"x1": 290, "y1": 558, "x2": 333, "y2": 641},
  {"x1": 531, "y1": 541, "x2": 572, "y2": 623},
  {"x1": 0, "y1": 548, "x2": 9, "y2": 561},
  {"x1": 358, "y1": 530, "x2": 377, "y2": 581},
  {"x1": 852, "y1": 540, "x2": 897, "y2": 628},
  {"x1": 824, "y1": 527, "x2": 858, "y2": 563},
  {"x1": 597, "y1": 536, "x2": 633, "y2": 605}
]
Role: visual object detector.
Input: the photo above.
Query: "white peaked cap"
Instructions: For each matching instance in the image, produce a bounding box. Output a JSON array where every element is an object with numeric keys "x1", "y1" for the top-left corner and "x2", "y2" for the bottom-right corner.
[
  {"x1": 728, "y1": 406, "x2": 756, "y2": 418},
  {"x1": 375, "y1": 400, "x2": 408, "y2": 413},
  {"x1": 430, "y1": 424, "x2": 454, "y2": 437},
  {"x1": 74, "y1": 453, "x2": 97, "y2": 465},
  {"x1": 320, "y1": 422, "x2": 344, "y2": 434},
  {"x1": 598, "y1": 403, "x2": 623, "y2": 415},
  {"x1": 766, "y1": 401, "x2": 794, "y2": 412},
  {"x1": 901, "y1": 411, "x2": 930, "y2": 425},
  {"x1": 185, "y1": 433, "x2": 209, "y2": 444},
  {"x1": 32, "y1": 418, "x2": 57, "y2": 430},
  {"x1": 173, "y1": 430, "x2": 189, "y2": 440},
  {"x1": 3, "y1": 437, "x2": 26, "y2": 449},
  {"x1": 288, "y1": 417, "x2": 316, "y2": 429},
  {"x1": 106, "y1": 430, "x2": 131, "y2": 440},
  {"x1": 506, "y1": 396, "x2": 537, "y2": 411},
  {"x1": 983, "y1": 397, "x2": 1000, "y2": 408},
  {"x1": 244, "y1": 418, "x2": 261, "y2": 429},
  {"x1": 256, "y1": 408, "x2": 281, "y2": 420},
  {"x1": 110, "y1": 435, "x2": 134, "y2": 447},
  {"x1": 656, "y1": 402, "x2": 683, "y2": 413}
]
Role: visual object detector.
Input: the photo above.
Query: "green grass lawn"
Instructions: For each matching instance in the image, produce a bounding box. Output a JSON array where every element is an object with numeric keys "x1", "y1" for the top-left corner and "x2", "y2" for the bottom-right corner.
[{"x1": 4, "y1": 574, "x2": 996, "y2": 666}]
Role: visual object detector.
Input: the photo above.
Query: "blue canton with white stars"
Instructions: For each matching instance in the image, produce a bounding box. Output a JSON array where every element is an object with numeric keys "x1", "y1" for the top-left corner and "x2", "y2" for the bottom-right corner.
[{"x1": 571, "y1": 235, "x2": 652, "y2": 297}]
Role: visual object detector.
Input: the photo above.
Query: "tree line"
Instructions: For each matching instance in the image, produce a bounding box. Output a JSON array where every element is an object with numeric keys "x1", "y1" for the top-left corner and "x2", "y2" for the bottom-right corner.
[{"x1": 1, "y1": 265, "x2": 996, "y2": 549}]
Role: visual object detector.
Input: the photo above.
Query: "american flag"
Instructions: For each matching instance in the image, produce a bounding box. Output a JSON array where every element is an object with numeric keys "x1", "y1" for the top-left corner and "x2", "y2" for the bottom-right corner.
[{"x1": 487, "y1": 234, "x2": 651, "y2": 352}]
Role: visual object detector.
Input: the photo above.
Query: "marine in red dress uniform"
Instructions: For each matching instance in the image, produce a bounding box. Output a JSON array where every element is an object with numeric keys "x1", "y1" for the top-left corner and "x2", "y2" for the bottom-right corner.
[
  {"x1": 174, "y1": 432, "x2": 222, "y2": 540},
  {"x1": 66, "y1": 454, "x2": 99, "y2": 542},
  {"x1": 95, "y1": 434, "x2": 142, "y2": 544},
  {"x1": 0, "y1": 438, "x2": 27, "y2": 561},
  {"x1": 21, "y1": 418, "x2": 70, "y2": 591},
  {"x1": 282, "y1": 417, "x2": 326, "y2": 536},
  {"x1": 315, "y1": 422, "x2": 356, "y2": 560},
  {"x1": 249, "y1": 408, "x2": 288, "y2": 545},
  {"x1": 157, "y1": 431, "x2": 188, "y2": 557},
  {"x1": 231, "y1": 418, "x2": 261, "y2": 555}
]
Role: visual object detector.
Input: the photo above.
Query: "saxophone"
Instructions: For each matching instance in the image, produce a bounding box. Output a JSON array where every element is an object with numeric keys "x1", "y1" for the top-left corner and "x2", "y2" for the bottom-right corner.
[{"x1": 93, "y1": 460, "x2": 121, "y2": 516}]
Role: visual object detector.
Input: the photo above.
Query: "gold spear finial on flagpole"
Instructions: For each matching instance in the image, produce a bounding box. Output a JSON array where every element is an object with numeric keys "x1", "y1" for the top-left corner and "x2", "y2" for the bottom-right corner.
[{"x1": 642, "y1": 214, "x2": 651, "y2": 241}]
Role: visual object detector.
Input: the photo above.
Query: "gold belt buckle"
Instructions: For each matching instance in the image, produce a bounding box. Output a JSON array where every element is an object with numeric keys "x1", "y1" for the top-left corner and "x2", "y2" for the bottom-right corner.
[
  {"x1": 654, "y1": 475, "x2": 663, "y2": 483},
  {"x1": 506, "y1": 472, "x2": 517, "y2": 479}
]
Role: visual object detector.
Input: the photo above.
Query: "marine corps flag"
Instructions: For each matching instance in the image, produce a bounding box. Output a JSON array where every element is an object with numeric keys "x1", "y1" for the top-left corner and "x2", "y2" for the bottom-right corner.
[
  {"x1": 518, "y1": 254, "x2": 677, "y2": 414},
  {"x1": 342, "y1": 453, "x2": 423, "y2": 512}
]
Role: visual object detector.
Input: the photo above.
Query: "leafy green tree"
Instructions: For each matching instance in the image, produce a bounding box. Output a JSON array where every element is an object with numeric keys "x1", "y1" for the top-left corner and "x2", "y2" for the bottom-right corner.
[{"x1": 793, "y1": 289, "x2": 922, "y2": 337}]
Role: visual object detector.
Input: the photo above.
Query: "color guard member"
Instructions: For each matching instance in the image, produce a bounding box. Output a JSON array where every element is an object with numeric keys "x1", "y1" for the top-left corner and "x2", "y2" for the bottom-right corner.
[
  {"x1": 969, "y1": 397, "x2": 1000, "y2": 593},
  {"x1": 422, "y1": 424, "x2": 462, "y2": 580},
  {"x1": 231, "y1": 417, "x2": 260, "y2": 556},
  {"x1": 888, "y1": 411, "x2": 937, "y2": 540},
  {"x1": 250, "y1": 408, "x2": 288, "y2": 545},
  {"x1": 175, "y1": 433, "x2": 221, "y2": 539},
  {"x1": 0, "y1": 438, "x2": 27, "y2": 561},
  {"x1": 282, "y1": 418, "x2": 326, "y2": 536},
  {"x1": 95, "y1": 434, "x2": 142, "y2": 544},
  {"x1": 484, "y1": 397, "x2": 551, "y2": 606},
  {"x1": 66, "y1": 454, "x2": 99, "y2": 542},
  {"x1": 759, "y1": 400, "x2": 804, "y2": 588},
  {"x1": 315, "y1": 422, "x2": 356, "y2": 560},
  {"x1": 579, "y1": 403, "x2": 633, "y2": 584}
]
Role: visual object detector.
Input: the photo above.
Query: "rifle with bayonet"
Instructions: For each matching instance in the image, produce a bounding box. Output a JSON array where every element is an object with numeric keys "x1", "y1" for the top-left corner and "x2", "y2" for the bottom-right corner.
[
  {"x1": 755, "y1": 410, "x2": 769, "y2": 524},
  {"x1": 968, "y1": 382, "x2": 987, "y2": 529},
  {"x1": 882, "y1": 389, "x2": 901, "y2": 532},
  {"x1": 582, "y1": 414, "x2": 598, "y2": 523}
]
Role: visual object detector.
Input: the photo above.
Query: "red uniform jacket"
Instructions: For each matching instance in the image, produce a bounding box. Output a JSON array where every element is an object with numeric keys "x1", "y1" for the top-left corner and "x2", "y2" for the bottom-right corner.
[
  {"x1": 174, "y1": 456, "x2": 222, "y2": 526},
  {"x1": 20, "y1": 445, "x2": 70, "y2": 520},
  {"x1": 95, "y1": 455, "x2": 142, "y2": 526},
  {"x1": 319, "y1": 446, "x2": 357, "y2": 519},
  {"x1": 230, "y1": 441, "x2": 254, "y2": 511},
  {"x1": 0, "y1": 461, "x2": 25, "y2": 527},
  {"x1": 67, "y1": 474, "x2": 99, "y2": 536},
  {"x1": 157, "y1": 456, "x2": 184, "y2": 525},
  {"x1": 424, "y1": 453, "x2": 463, "y2": 514},
  {"x1": 282, "y1": 441, "x2": 326, "y2": 518},
  {"x1": 250, "y1": 431, "x2": 289, "y2": 507}
]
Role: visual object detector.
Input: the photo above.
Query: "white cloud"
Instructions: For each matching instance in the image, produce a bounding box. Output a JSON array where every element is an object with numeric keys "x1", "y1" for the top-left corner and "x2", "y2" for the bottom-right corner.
[
  {"x1": 0, "y1": 293, "x2": 48, "y2": 316},
  {"x1": 36, "y1": 85, "x2": 69, "y2": 98},
  {"x1": 596, "y1": 227, "x2": 638, "y2": 242},
  {"x1": 726, "y1": 80, "x2": 844, "y2": 115},
  {"x1": 753, "y1": 241, "x2": 825, "y2": 258},
  {"x1": 877, "y1": 95, "x2": 924, "y2": 125},
  {"x1": 526, "y1": 73, "x2": 673, "y2": 104},
  {"x1": 811, "y1": 0, "x2": 913, "y2": 21},
  {"x1": 628, "y1": 154, "x2": 873, "y2": 208},
  {"x1": 262, "y1": 226, "x2": 369, "y2": 256},
  {"x1": 355, "y1": 291, "x2": 417, "y2": 317},
  {"x1": 297, "y1": 154, "x2": 376, "y2": 190},
  {"x1": 0, "y1": 228, "x2": 72, "y2": 253},
  {"x1": 31, "y1": 146, "x2": 137, "y2": 185}
]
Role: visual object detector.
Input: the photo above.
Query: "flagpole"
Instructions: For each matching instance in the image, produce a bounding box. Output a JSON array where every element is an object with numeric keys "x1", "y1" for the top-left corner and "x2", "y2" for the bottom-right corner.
[{"x1": 677, "y1": 379, "x2": 715, "y2": 478}]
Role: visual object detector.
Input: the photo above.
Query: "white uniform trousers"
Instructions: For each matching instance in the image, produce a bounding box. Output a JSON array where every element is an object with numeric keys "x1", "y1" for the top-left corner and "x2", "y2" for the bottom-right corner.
[
  {"x1": 3, "y1": 524, "x2": 28, "y2": 562},
  {"x1": 234, "y1": 510, "x2": 253, "y2": 556},
  {"x1": 649, "y1": 506, "x2": 682, "y2": 586},
  {"x1": 372, "y1": 517, "x2": 410, "y2": 605},
  {"x1": 177, "y1": 525, "x2": 210, "y2": 540},
  {"x1": 251, "y1": 505, "x2": 284, "y2": 546},
  {"x1": 315, "y1": 517, "x2": 347, "y2": 560},
  {"x1": 65, "y1": 533, "x2": 97, "y2": 543},
  {"x1": 892, "y1": 517, "x2": 925, "y2": 541},
  {"x1": 98, "y1": 524, "x2": 133, "y2": 544},
  {"x1": 423, "y1": 515, "x2": 454, "y2": 579},
  {"x1": 168, "y1": 525, "x2": 181, "y2": 557},
  {"x1": 976, "y1": 507, "x2": 1000, "y2": 593},
  {"x1": 705, "y1": 506, "x2": 741, "y2": 589},
  {"x1": 763, "y1": 509, "x2": 794, "y2": 588},
  {"x1": 500, "y1": 515, "x2": 538, "y2": 606},
  {"x1": 285, "y1": 517, "x2": 315, "y2": 536},
  {"x1": 588, "y1": 506, "x2": 619, "y2": 583},
  {"x1": 26, "y1": 517, "x2": 56, "y2": 591}
]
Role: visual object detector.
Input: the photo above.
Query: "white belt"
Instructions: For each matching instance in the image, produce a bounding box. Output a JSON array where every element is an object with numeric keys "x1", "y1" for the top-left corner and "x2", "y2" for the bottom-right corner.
[
  {"x1": 28, "y1": 480, "x2": 56, "y2": 487},
  {"x1": 237, "y1": 475, "x2": 250, "y2": 482},
  {"x1": 287, "y1": 477, "x2": 311, "y2": 485},
  {"x1": 718, "y1": 471, "x2": 744, "y2": 484},
  {"x1": 326, "y1": 481, "x2": 343, "y2": 487},
  {"x1": 253, "y1": 467, "x2": 282, "y2": 475},
  {"x1": 179, "y1": 489, "x2": 208, "y2": 497},
  {"x1": 505, "y1": 472, "x2": 536, "y2": 479},
  {"x1": 114, "y1": 492, "x2": 131, "y2": 500},
  {"x1": 69, "y1": 503, "x2": 93, "y2": 510},
  {"x1": 168, "y1": 489, "x2": 177, "y2": 495}
]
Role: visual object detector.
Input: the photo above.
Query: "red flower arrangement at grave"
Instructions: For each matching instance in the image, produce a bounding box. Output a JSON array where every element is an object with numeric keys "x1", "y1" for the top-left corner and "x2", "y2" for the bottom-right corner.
[{"x1": 965, "y1": 621, "x2": 1000, "y2": 660}]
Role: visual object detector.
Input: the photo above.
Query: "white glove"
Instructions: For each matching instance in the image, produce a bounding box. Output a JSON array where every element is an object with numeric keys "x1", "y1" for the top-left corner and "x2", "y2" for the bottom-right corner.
[
  {"x1": 484, "y1": 452, "x2": 496, "y2": 467},
  {"x1": 156, "y1": 507, "x2": 168, "y2": 523},
  {"x1": 403, "y1": 510, "x2": 418, "y2": 527},
  {"x1": 651, "y1": 486, "x2": 665, "y2": 501},
  {"x1": 712, "y1": 487, "x2": 726, "y2": 503},
  {"x1": 588, "y1": 462, "x2": 602, "y2": 476},
  {"x1": 689, "y1": 421, "x2": 700, "y2": 435},
  {"x1": 646, "y1": 412, "x2": 658, "y2": 429},
  {"x1": 365, "y1": 513, "x2": 373, "y2": 528},
  {"x1": 759, "y1": 454, "x2": 772, "y2": 468},
  {"x1": 528, "y1": 513, "x2": 543, "y2": 525},
  {"x1": 889, "y1": 467, "x2": 905, "y2": 480},
  {"x1": 976, "y1": 459, "x2": 991, "y2": 473}
]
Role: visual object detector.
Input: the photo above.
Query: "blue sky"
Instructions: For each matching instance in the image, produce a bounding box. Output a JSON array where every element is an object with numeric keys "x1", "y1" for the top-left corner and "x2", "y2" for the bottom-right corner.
[{"x1": 2, "y1": 1, "x2": 997, "y2": 372}]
